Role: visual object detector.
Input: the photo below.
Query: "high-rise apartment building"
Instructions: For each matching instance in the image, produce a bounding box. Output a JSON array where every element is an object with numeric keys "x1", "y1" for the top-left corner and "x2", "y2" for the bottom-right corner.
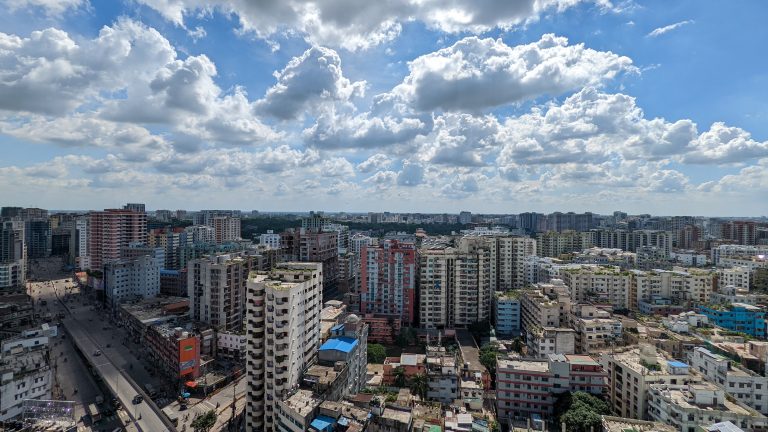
[
  {"x1": 104, "y1": 253, "x2": 161, "y2": 306},
  {"x1": 721, "y1": 221, "x2": 760, "y2": 246},
  {"x1": 185, "y1": 225, "x2": 215, "y2": 245},
  {"x1": 148, "y1": 227, "x2": 186, "y2": 269},
  {"x1": 632, "y1": 268, "x2": 716, "y2": 310},
  {"x1": 123, "y1": 203, "x2": 146, "y2": 213},
  {"x1": 0, "y1": 220, "x2": 26, "y2": 294},
  {"x1": 245, "y1": 262, "x2": 323, "y2": 431},
  {"x1": 212, "y1": 216, "x2": 241, "y2": 243},
  {"x1": 561, "y1": 266, "x2": 632, "y2": 310},
  {"x1": 593, "y1": 229, "x2": 673, "y2": 257},
  {"x1": 86, "y1": 209, "x2": 147, "y2": 270},
  {"x1": 677, "y1": 224, "x2": 702, "y2": 249},
  {"x1": 419, "y1": 237, "x2": 492, "y2": 329},
  {"x1": 489, "y1": 236, "x2": 538, "y2": 291},
  {"x1": 75, "y1": 216, "x2": 89, "y2": 269},
  {"x1": 360, "y1": 240, "x2": 417, "y2": 327},
  {"x1": 536, "y1": 230, "x2": 596, "y2": 257},
  {"x1": 188, "y1": 251, "x2": 263, "y2": 332},
  {"x1": 25, "y1": 218, "x2": 50, "y2": 259},
  {"x1": 459, "y1": 211, "x2": 472, "y2": 224},
  {"x1": 282, "y1": 226, "x2": 339, "y2": 295}
]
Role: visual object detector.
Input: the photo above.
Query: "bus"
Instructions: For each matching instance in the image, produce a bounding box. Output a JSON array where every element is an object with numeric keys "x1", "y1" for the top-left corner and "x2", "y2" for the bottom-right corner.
[{"x1": 87, "y1": 403, "x2": 101, "y2": 422}]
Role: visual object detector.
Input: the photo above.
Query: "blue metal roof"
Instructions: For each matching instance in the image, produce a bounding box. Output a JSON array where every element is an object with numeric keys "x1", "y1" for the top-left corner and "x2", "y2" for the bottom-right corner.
[
  {"x1": 319, "y1": 336, "x2": 358, "y2": 353},
  {"x1": 331, "y1": 323, "x2": 345, "y2": 332},
  {"x1": 310, "y1": 415, "x2": 336, "y2": 432},
  {"x1": 668, "y1": 360, "x2": 688, "y2": 368}
]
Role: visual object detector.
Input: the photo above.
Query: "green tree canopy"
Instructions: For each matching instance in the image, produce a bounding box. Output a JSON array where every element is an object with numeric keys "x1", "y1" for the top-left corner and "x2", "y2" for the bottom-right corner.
[
  {"x1": 410, "y1": 373, "x2": 428, "y2": 399},
  {"x1": 554, "y1": 392, "x2": 611, "y2": 432},
  {"x1": 393, "y1": 366, "x2": 407, "y2": 387},
  {"x1": 191, "y1": 410, "x2": 217, "y2": 432},
  {"x1": 479, "y1": 343, "x2": 499, "y2": 381},
  {"x1": 368, "y1": 343, "x2": 387, "y2": 364}
]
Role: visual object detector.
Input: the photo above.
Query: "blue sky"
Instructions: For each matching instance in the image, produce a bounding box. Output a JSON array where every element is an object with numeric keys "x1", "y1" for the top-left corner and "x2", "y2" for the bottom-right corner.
[{"x1": 0, "y1": 0, "x2": 766, "y2": 215}]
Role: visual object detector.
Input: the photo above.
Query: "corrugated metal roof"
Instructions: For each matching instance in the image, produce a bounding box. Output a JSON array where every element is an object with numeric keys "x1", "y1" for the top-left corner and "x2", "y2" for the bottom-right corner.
[{"x1": 319, "y1": 336, "x2": 358, "y2": 353}]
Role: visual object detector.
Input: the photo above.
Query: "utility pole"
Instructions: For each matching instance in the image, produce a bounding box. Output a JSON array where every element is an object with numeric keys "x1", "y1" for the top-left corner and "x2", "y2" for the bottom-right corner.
[{"x1": 229, "y1": 380, "x2": 236, "y2": 431}]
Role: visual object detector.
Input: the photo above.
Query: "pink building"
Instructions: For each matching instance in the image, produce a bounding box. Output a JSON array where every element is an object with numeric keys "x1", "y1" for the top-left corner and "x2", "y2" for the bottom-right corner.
[
  {"x1": 87, "y1": 209, "x2": 147, "y2": 270},
  {"x1": 360, "y1": 240, "x2": 417, "y2": 331}
]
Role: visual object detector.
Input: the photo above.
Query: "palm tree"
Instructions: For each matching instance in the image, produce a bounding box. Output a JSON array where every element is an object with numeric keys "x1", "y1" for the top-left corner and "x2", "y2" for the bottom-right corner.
[
  {"x1": 410, "y1": 373, "x2": 428, "y2": 400},
  {"x1": 393, "y1": 366, "x2": 407, "y2": 387}
]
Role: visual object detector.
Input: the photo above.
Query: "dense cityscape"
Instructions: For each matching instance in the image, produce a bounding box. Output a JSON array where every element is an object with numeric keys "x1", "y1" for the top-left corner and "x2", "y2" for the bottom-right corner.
[
  {"x1": 1, "y1": 205, "x2": 767, "y2": 431},
  {"x1": 2, "y1": 1, "x2": 768, "y2": 432}
]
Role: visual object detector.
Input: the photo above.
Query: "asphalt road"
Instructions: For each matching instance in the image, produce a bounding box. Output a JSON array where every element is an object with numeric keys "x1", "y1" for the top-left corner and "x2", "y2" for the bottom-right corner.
[
  {"x1": 28, "y1": 266, "x2": 171, "y2": 432},
  {"x1": 28, "y1": 258, "x2": 245, "y2": 431}
]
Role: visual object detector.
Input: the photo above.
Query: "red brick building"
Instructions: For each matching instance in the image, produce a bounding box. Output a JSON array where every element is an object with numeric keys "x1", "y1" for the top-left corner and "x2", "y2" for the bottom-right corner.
[{"x1": 360, "y1": 240, "x2": 416, "y2": 335}]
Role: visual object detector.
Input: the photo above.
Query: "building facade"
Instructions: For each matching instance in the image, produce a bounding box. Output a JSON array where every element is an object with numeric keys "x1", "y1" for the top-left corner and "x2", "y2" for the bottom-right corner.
[
  {"x1": 87, "y1": 209, "x2": 147, "y2": 270},
  {"x1": 188, "y1": 252, "x2": 262, "y2": 332},
  {"x1": 361, "y1": 240, "x2": 417, "y2": 328},
  {"x1": 245, "y1": 262, "x2": 323, "y2": 431}
]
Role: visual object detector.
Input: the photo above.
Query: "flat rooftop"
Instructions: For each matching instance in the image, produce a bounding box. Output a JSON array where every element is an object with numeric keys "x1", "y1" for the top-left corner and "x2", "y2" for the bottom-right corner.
[
  {"x1": 305, "y1": 364, "x2": 341, "y2": 386},
  {"x1": 650, "y1": 382, "x2": 758, "y2": 417},
  {"x1": 610, "y1": 348, "x2": 684, "y2": 376},
  {"x1": 381, "y1": 407, "x2": 412, "y2": 424},
  {"x1": 497, "y1": 358, "x2": 549, "y2": 373},
  {"x1": 601, "y1": 415, "x2": 676, "y2": 432},
  {"x1": 282, "y1": 389, "x2": 322, "y2": 418},
  {"x1": 120, "y1": 296, "x2": 189, "y2": 322},
  {"x1": 565, "y1": 354, "x2": 601, "y2": 366}
]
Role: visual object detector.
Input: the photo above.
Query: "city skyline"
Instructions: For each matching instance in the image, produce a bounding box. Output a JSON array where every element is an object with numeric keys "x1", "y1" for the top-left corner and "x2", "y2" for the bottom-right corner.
[{"x1": 1, "y1": 1, "x2": 767, "y2": 215}]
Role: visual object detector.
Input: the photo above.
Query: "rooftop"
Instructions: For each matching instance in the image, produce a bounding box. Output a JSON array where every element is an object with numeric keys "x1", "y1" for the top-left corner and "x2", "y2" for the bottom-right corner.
[
  {"x1": 609, "y1": 347, "x2": 686, "y2": 376},
  {"x1": 119, "y1": 296, "x2": 189, "y2": 322},
  {"x1": 310, "y1": 414, "x2": 336, "y2": 431},
  {"x1": 400, "y1": 353, "x2": 425, "y2": 366},
  {"x1": 319, "y1": 336, "x2": 358, "y2": 354},
  {"x1": 601, "y1": 415, "x2": 676, "y2": 432},
  {"x1": 497, "y1": 358, "x2": 549, "y2": 373},
  {"x1": 651, "y1": 383, "x2": 756, "y2": 417},
  {"x1": 564, "y1": 354, "x2": 601, "y2": 366},
  {"x1": 381, "y1": 407, "x2": 412, "y2": 424},
  {"x1": 282, "y1": 389, "x2": 322, "y2": 418},
  {"x1": 305, "y1": 364, "x2": 342, "y2": 387}
]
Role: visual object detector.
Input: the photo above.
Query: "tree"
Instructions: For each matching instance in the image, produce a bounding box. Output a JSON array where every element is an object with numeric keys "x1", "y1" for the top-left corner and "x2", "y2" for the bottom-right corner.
[
  {"x1": 368, "y1": 344, "x2": 387, "y2": 364},
  {"x1": 511, "y1": 337, "x2": 524, "y2": 354},
  {"x1": 396, "y1": 327, "x2": 418, "y2": 347},
  {"x1": 554, "y1": 392, "x2": 611, "y2": 432},
  {"x1": 393, "y1": 366, "x2": 407, "y2": 387},
  {"x1": 410, "y1": 373, "x2": 428, "y2": 399},
  {"x1": 469, "y1": 320, "x2": 491, "y2": 340},
  {"x1": 191, "y1": 410, "x2": 217, "y2": 432},
  {"x1": 479, "y1": 343, "x2": 499, "y2": 380}
]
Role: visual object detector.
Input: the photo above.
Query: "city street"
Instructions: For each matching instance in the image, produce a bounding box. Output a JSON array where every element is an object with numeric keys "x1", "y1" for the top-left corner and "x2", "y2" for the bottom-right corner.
[
  {"x1": 27, "y1": 258, "x2": 245, "y2": 431},
  {"x1": 165, "y1": 377, "x2": 246, "y2": 432},
  {"x1": 27, "y1": 262, "x2": 130, "y2": 431}
]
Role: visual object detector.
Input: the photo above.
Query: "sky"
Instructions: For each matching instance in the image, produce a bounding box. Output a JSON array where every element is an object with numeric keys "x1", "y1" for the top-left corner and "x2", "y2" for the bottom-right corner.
[{"x1": 0, "y1": 0, "x2": 766, "y2": 216}]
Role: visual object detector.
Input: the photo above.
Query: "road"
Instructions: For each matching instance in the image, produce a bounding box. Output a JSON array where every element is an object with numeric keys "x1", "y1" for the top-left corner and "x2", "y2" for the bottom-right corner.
[
  {"x1": 161, "y1": 377, "x2": 246, "y2": 432},
  {"x1": 28, "y1": 258, "x2": 245, "y2": 431},
  {"x1": 64, "y1": 311, "x2": 173, "y2": 432},
  {"x1": 30, "y1": 270, "x2": 173, "y2": 432}
]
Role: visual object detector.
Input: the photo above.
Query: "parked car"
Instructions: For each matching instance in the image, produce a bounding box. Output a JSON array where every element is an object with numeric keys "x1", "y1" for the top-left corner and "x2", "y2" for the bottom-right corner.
[
  {"x1": 132, "y1": 395, "x2": 143, "y2": 404},
  {"x1": 93, "y1": 350, "x2": 102, "y2": 356}
]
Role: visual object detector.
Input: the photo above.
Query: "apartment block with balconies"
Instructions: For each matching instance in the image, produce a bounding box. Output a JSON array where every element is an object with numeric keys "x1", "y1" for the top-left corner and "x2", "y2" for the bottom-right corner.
[{"x1": 245, "y1": 262, "x2": 323, "y2": 432}]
